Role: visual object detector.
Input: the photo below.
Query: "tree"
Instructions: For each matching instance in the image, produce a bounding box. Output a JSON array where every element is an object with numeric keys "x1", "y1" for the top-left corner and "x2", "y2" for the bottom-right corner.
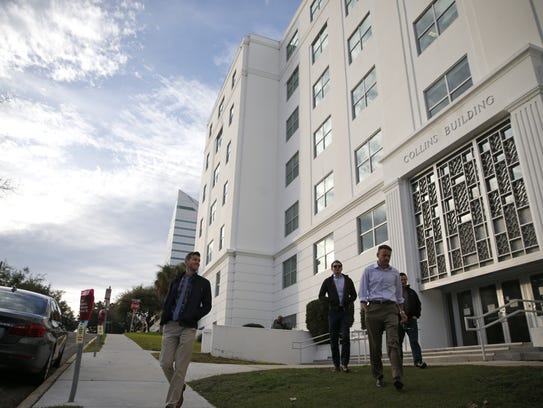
[
  {"x1": 154, "y1": 263, "x2": 184, "y2": 304},
  {"x1": 0, "y1": 260, "x2": 77, "y2": 330},
  {"x1": 115, "y1": 285, "x2": 162, "y2": 332}
]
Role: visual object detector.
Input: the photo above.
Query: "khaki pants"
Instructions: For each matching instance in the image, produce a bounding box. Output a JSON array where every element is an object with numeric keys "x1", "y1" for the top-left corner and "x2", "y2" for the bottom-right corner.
[
  {"x1": 365, "y1": 303, "x2": 402, "y2": 381},
  {"x1": 160, "y1": 321, "x2": 196, "y2": 407}
]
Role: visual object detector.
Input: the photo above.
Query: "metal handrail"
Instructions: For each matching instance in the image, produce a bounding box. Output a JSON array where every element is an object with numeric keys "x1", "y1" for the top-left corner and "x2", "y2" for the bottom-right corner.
[
  {"x1": 291, "y1": 329, "x2": 369, "y2": 364},
  {"x1": 463, "y1": 298, "x2": 543, "y2": 361}
]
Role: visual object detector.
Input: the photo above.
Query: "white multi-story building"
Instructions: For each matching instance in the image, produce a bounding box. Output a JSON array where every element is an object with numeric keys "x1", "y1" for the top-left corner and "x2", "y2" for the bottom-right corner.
[
  {"x1": 195, "y1": 0, "x2": 543, "y2": 349},
  {"x1": 165, "y1": 190, "x2": 198, "y2": 265}
]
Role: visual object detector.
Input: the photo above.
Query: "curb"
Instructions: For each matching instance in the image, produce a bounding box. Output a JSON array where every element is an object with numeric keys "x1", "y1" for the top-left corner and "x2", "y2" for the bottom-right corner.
[{"x1": 16, "y1": 337, "x2": 96, "y2": 408}]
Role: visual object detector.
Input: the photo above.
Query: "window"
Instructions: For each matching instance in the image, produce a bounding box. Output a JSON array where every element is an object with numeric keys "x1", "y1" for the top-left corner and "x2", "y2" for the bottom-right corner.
[
  {"x1": 199, "y1": 218, "x2": 203, "y2": 238},
  {"x1": 424, "y1": 56, "x2": 472, "y2": 118},
  {"x1": 314, "y1": 116, "x2": 332, "y2": 157},
  {"x1": 348, "y1": 13, "x2": 372, "y2": 63},
  {"x1": 202, "y1": 184, "x2": 206, "y2": 203},
  {"x1": 355, "y1": 130, "x2": 383, "y2": 182},
  {"x1": 218, "y1": 97, "x2": 225, "y2": 117},
  {"x1": 231, "y1": 70, "x2": 236, "y2": 88},
  {"x1": 415, "y1": 0, "x2": 458, "y2": 53},
  {"x1": 285, "y1": 151, "x2": 299, "y2": 186},
  {"x1": 215, "y1": 128, "x2": 223, "y2": 153},
  {"x1": 206, "y1": 240, "x2": 214, "y2": 263},
  {"x1": 287, "y1": 66, "x2": 299, "y2": 100},
  {"x1": 313, "y1": 67, "x2": 330, "y2": 108},
  {"x1": 282, "y1": 255, "x2": 297, "y2": 288},
  {"x1": 209, "y1": 201, "x2": 217, "y2": 225},
  {"x1": 222, "y1": 181, "x2": 228, "y2": 205},
  {"x1": 352, "y1": 66, "x2": 377, "y2": 118},
  {"x1": 208, "y1": 123, "x2": 213, "y2": 138},
  {"x1": 345, "y1": 0, "x2": 358, "y2": 15},
  {"x1": 226, "y1": 141, "x2": 231, "y2": 163},
  {"x1": 310, "y1": 0, "x2": 323, "y2": 21},
  {"x1": 315, "y1": 173, "x2": 334, "y2": 214},
  {"x1": 205, "y1": 153, "x2": 210, "y2": 170},
  {"x1": 229, "y1": 104, "x2": 234, "y2": 125},
  {"x1": 314, "y1": 234, "x2": 334, "y2": 274},
  {"x1": 358, "y1": 203, "x2": 388, "y2": 253},
  {"x1": 283, "y1": 313, "x2": 297, "y2": 329},
  {"x1": 311, "y1": 24, "x2": 328, "y2": 63},
  {"x1": 213, "y1": 163, "x2": 220, "y2": 187},
  {"x1": 287, "y1": 30, "x2": 299, "y2": 60},
  {"x1": 219, "y1": 225, "x2": 225, "y2": 250},
  {"x1": 215, "y1": 271, "x2": 221, "y2": 297},
  {"x1": 285, "y1": 201, "x2": 299, "y2": 236},
  {"x1": 286, "y1": 107, "x2": 299, "y2": 140}
]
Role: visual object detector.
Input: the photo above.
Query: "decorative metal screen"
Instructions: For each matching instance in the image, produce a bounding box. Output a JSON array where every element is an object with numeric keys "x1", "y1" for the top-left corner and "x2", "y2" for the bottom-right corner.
[{"x1": 411, "y1": 120, "x2": 538, "y2": 283}]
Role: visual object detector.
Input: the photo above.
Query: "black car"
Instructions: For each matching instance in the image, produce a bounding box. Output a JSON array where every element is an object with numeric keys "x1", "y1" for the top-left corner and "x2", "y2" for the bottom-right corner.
[{"x1": 0, "y1": 286, "x2": 68, "y2": 383}]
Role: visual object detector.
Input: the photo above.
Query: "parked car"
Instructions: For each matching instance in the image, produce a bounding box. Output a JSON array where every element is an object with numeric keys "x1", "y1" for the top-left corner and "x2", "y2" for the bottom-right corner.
[{"x1": 0, "y1": 286, "x2": 68, "y2": 383}]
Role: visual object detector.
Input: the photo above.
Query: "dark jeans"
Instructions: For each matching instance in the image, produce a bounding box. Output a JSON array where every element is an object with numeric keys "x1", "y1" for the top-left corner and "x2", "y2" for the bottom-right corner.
[
  {"x1": 399, "y1": 318, "x2": 423, "y2": 365},
  {"x1": 329, "y1": 308, "x2": 351, "y2": 367}
]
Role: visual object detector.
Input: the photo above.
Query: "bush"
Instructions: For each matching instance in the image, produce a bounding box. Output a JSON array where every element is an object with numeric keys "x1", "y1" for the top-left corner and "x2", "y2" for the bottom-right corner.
[{"x1": 305, "y1": 299, "x2": 329, "y2": 338}]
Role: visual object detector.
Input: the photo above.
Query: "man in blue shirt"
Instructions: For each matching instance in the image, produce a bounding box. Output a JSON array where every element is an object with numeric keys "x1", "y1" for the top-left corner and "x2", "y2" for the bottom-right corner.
[
  {"x1": 359, "y1": 245, "x2": 407, "y2": 390},
  {"x1": 319, "y1": 260, "x2": 357, "y2": 373}
]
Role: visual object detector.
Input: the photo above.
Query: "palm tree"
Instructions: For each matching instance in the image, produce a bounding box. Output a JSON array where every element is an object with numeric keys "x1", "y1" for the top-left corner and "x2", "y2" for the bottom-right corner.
[{"x1": 154, "y1": 263, "x2": 184, "y2": 305}]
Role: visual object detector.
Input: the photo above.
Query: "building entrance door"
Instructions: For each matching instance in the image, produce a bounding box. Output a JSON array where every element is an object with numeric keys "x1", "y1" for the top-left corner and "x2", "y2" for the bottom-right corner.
[
  {"x1": 457, "y1": 290, "x2": 477, "y2": 346},
  {"x1": 479, "y1": 284, "x2": 504, "y2": 344},
  {"x1": 501, "y1": 279, "x2": 530, "y2": 342}
]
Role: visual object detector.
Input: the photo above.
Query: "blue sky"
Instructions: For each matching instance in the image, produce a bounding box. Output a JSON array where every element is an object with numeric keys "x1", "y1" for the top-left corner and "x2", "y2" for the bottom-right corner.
[{"x1": 0, "y1": 0, "x2": 300, "y2": 312}]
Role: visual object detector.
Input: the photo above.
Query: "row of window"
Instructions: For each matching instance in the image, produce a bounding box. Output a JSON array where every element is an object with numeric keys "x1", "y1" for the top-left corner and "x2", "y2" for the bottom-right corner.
[{"x1": 282, "y1": 202, "x2": 388, "y2": 288}]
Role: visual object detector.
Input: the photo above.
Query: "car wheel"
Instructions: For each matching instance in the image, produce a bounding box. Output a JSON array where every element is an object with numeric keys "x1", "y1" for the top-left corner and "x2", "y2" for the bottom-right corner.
[
  {"x1": 32, "y1": 348, "x2": 54, "y2": 384},
  {"x1": 53, "y1": 343, "x2": 65, "y2": 368}
]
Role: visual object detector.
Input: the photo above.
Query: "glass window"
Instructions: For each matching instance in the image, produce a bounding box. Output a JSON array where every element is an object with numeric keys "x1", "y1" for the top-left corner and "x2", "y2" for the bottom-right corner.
[
  {"x1": 209, "y1": 201, "x2": 217, "y2": 225},
  {"x1": 218, "y1": 97, "x2": 225, "y2": 118},
  {"x1": 313, "y1": 67, "x2": 330, "y2": 108},
  {"x1": 199, "y1": 218, "x2": 203, "y2": 237},
  {"x1": 348, "y1": 13, "x2": 372, "y2": 63},
  {"x1": 213, "y1": 163, "x2": 220, "y2": 187},
  {"x1": 202, "y1": 184, "x2": 206, "y2": 203},
  {"x1": 215, "y1": 271, "x2": 221, "y2": 297},
  {"x1": 283, "y1": 255, "x2": 297, "y2": 288},
  {"x1": 312, "y1": 24, "x2": 328, "y2": 63},
  {"x1": 206, "y1": 240, "x2": 214, "y2": 264},
  {"x1": 231, "y1": 70, "x2": 236, "y2": 89},
  {"x1": 345, "y1": 0, "x2": 359, "y2": 15},
  {"x1": 222, "y1": 181, "x2": 228, "y2": 205},
  {"x1": 315, "y1": 173, "x2": 334, "y2": 214},
  {"x1": 314, "y1": 234, "x2": 334, "y2": 274},
  {"x1": 219, "y1": 225, "x2": 225, "y2": 250},
  {"x1": 205, "y1": 153, "x2": 209, "y2": 170},
  {"x1": 226, "y1": 141, "x2": 231, "y2": 163},
  {"x1": 286, "y1": 151, "x2": 299, "y2": 186},
  {"x1": 424, "y1": 56, "x2": 472, "y2": 118},
  {"x1": 352, "y1": 66, "x2": 377, "y2": 118},
  {"x1": 358, "y1": 203, "x2": 388, "y2": 253},
  {"x1": 355, "y1": 130, "x2": 383, "y2": 182},
  {"x1": 415, "y1": 0, "x2": 458, "y2": 53},
  {"x1": 287, "y1": 66, "x2": 299, "y2": 100},
  {"x1": 314, "y1": 116, "x2": 332, "y2": 157},
  {"x1": 208, "y1": 123, "x2": 213, "y2": 139},
  {"x1": 229, "y1": 104, "x2": 234, "y2": 125},
  {"x1": 287, "y1": 30, "x2": 299, "y2": 60},
  {"x1": 286, "y1": 107, "x2": 299, "y2": 140},
  {"x1": 215, "y1": 128, "x2": 223, "y2": 153},
  {"x1": 310, "y1": 0, "x2": 323, "y2": 21},
  {"x1": 285, "y1": 201, "x2": 299, "y2": 236}
]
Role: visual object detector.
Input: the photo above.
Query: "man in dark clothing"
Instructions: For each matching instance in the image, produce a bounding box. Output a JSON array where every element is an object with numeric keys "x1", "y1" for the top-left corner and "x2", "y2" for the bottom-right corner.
[
  {"x1": 271, "y1": 315, "x2": 291, "y2": 329},
  {"x1": 159, "y1": 251, "x2": 212, "y2": 408},
  {"x1": 398, "y1": 272, "x2": 427, "y2": 368},
  {"x1": 319, "y1": 260, "x2": 357, "y2": 373}
]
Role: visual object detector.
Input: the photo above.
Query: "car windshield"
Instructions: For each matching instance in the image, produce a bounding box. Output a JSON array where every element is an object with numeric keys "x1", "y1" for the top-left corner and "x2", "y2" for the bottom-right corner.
[{"x1": 0, "y1": 290, "x2": 47, "y2": 315}]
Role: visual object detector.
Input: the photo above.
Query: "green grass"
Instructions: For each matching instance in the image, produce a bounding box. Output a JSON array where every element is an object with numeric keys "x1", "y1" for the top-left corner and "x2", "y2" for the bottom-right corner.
[
  {"x1": 124, "y1": 332, "x2": 164, "y2": 351},
  {"x1": 188, "y1": 365, "x2": 543, "y2": 408},
  {"x1": 83, "y1": 334, "x2": 106, "y2": 352}
]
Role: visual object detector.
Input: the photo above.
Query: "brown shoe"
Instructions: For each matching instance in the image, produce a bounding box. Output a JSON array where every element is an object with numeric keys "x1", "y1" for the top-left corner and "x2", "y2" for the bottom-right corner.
[{"x1": 176, "y1": 384, "x2": 186, "y2": 408}]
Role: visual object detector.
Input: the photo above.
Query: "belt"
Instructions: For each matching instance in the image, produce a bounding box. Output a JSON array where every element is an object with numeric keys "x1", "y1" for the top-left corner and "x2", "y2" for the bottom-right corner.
[{"x1": 368, "y1": 300, "x2": 395, "y2": 305}]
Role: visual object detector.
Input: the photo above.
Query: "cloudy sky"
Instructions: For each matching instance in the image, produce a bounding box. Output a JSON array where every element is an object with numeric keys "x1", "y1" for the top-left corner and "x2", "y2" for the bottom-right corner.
[{"x1": 0, "y1": 0, "x2": 300, "y2": 312}]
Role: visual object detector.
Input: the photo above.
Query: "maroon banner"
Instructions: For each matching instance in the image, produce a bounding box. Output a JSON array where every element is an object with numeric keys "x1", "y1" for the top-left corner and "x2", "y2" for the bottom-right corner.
[{"x1": 79, "y1": 289, "x2": 95, "y2": 321}]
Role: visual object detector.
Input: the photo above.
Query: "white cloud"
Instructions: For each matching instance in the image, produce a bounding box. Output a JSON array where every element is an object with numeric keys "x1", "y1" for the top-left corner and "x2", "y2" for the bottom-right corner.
[
  {"x1": 212, "y1": 42, "x2": 241, "y2": 68},
  {"x1": 0, "y1": 0, "x2": 143, "y2": 82}
]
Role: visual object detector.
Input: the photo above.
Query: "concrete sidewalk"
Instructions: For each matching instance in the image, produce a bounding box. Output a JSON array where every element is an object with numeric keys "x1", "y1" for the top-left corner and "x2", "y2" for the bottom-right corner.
[{"x1": 30, "y1": 334, "x2": 272, "y2": 408}]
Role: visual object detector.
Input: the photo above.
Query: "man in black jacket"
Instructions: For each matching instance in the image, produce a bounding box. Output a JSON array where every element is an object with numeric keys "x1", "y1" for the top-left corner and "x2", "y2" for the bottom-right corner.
[
  {"x1": 398, "y1": 272, "x2": 427, "y2": 368},
  {"x1": 159, "y1": 251, "x2": 212, "y2": 407},
  {"x1": 318, "y1": 260, "x2": 357, "y2": 372}
]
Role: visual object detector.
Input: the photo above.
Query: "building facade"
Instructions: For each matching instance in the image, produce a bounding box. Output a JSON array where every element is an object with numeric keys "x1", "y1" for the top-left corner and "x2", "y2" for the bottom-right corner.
[
  {"x1": 165, "y1": 190, "x2": 198, "y2": 265},
  {"x1": 195, "y1": 0, "x2": 543, "y2": 348}
]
